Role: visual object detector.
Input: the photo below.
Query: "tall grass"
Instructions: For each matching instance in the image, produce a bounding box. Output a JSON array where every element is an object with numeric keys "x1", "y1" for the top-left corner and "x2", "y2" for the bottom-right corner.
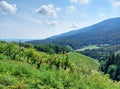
[{"x1": 0, "y1": 52, "x2": 120, "y2": 89}]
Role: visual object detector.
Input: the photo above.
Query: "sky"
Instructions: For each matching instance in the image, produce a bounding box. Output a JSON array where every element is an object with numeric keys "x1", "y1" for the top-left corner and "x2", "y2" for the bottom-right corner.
[{"x1": 0, "y1": 0, "x2": 120, "y2": 39}]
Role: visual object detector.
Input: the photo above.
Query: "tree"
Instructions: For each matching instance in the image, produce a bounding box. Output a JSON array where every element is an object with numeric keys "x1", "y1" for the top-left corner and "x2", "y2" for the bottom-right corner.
[{"x1": 107, "y1": 65, "x2": 117, "y2": 80}]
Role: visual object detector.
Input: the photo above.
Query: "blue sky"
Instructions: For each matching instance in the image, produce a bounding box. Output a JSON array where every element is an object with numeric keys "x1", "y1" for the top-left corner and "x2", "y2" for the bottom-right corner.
[{"x1": 0, "y1": 0, "x2": 120, "y2": 39}]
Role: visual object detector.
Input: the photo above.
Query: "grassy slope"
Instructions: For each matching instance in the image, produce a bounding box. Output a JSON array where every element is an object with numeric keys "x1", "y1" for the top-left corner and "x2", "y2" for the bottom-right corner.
[
  {"x1": 76, "y1": 45, "x2": 100, "y2": 51},
  {"x1": 68, "y1": 52, "x2": 120, "y2": 89},
  {"x1": 69, "y1": 52, "x2": 99, "y2": 70},
  {"x1": 0, "y1": 52, "x2": 120, "y2": 89}
]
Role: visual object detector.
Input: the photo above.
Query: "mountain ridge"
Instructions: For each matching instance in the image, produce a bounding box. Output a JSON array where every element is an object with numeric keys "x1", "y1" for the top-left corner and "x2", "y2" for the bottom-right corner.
[
  {"x1": 48, "y1": 17, "x2": 120, "y2": 39},
  {"x1": 27, "y1": 17, "x2": 120, "y2": 49}
]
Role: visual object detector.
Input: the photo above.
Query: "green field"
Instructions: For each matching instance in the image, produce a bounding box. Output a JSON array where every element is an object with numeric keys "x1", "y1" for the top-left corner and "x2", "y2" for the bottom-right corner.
[{"x1": 76, "y1": 45, "x2": 100, "y2": 51}]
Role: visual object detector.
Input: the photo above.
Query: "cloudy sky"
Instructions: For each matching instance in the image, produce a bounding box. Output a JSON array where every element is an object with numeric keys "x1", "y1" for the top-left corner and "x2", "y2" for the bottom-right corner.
[{"x1": 0, "y1": 0, "x2": 120, "y2": 39}]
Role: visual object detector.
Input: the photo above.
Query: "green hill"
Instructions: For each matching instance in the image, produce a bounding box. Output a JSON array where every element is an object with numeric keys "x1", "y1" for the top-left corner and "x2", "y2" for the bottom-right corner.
[
  {"x1": 0, "y1": 42, "x2": 120, "y2": 89},
  {"x1": 27, "y1": 17, "x2": 120, "y2": 49}
]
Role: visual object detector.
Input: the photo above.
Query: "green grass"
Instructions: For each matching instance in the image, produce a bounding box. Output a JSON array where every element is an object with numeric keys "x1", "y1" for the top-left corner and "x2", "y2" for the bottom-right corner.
[
  {"x1": 68, "y1": 52, "x2": 99, "y2": 70},
  {"x1": 0, "y1": 52, "x2": 120, "y2": 89},
  {"x1": 77, "y1": 45, "x2": 100, "y2": 51}
]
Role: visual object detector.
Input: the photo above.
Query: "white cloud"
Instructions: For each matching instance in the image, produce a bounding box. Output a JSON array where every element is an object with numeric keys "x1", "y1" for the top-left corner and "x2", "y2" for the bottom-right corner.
[
  {"x1": 66, "y1": 6, "x2": 75, "y2": 12},
  {"x1": 113, "y1": 1, "x2": 120, "y2": 7},
  {"x1": 70, "y1": 0, "x2": 90, "y2": 5},
  {"x1": 45, "y1": 20, "x2": 58, "y2": 26},
  {"x1": 36, "y1": 4, "x2": 60, "y2": 18},
  {"x1": 56, "y1": 7, "x2": 62, "y2": 11},
  {"x1": 0, "y1": 1, "x2": 17, "y2": 14}
]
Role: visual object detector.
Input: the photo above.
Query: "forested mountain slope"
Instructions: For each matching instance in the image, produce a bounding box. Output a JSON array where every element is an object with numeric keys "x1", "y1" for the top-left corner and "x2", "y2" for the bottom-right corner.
[{"x1": 27, "y1": 17, "x2": 120, "y2": 49}]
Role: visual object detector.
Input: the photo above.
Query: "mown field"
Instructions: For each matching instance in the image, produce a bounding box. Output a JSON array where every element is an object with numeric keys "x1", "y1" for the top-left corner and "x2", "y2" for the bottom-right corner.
[{"x1": 76, "y1": 45, "x2": 100, "y2": 51}]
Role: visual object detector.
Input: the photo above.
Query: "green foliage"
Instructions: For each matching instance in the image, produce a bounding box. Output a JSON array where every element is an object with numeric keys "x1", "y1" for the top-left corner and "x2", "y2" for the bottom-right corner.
[
  {"x1": 0, "y1": 53, "x2": 120, "y2": 89},
  {"x1": 0, "y1": 41, "x2": 70, "y2": 70},
  {"x1": 100, "y1": 53, "x2": 120, "y2": 81},
  {"x1": 79, "y1": 44, "x2": 120, "y2": 61},
  {"x1": 34, "y1": 44, "x2": 71, "y2": 54},
  {"x1": 107, "y1": 65, "x2": 117, "y2": 79},
  {"x1": 0, "y1": 41, "x2": 120, "y2": 89}
]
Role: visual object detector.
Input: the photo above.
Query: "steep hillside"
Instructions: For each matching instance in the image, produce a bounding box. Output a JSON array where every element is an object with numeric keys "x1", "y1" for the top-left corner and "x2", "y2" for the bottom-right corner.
[
  {"x1": 0, "y1": 42, "x2": 120, "y2": 89},
  {"x1": 69, "y1": 52, "x2": 99, "y2": 70},
  {"x1": 27, "y1": 17, "x2": 120, "y2": 49},
  {"x1": 0, "y1": 52, "x2": 120, "y2": 89}
]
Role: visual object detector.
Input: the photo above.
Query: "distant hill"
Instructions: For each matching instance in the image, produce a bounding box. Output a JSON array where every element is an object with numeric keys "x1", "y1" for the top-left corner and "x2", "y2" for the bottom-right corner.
[
  {"x1": 0, "y1": 39, "x2": 34, "y2": 42},
  {"x1": 27, "y1": 17, "x2": 120, "y2": 49}
]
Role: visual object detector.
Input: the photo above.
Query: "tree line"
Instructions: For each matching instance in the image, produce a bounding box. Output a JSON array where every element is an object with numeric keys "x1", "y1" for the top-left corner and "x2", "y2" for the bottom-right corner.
[
  {"x1": 0, "y1": 41, "x2": 71, "y2": 70},
  {"x1": 99, "y1": 53, "x2": 120, "y2": 81}
]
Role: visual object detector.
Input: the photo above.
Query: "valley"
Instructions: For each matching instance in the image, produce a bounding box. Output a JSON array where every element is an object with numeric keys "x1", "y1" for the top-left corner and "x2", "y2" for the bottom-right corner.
[
  {"x1": 0, "y1": 8, "x2": 120, "y2": 89},
  {"x1": 1, "y1": 1, "x2": 120, "y2": 87}
]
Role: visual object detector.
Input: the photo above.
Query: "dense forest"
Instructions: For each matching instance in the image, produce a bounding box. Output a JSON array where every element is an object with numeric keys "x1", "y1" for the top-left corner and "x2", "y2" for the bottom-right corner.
[
  {"x1": 79, "y1": 45, "x2": 120, "y2": 60},
  {"x1": 0, "y1": 41, "x2": 120, "y2": 89},
  {"x1": 99, "y1": 53, "x2": 120, "y2": 81}
]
